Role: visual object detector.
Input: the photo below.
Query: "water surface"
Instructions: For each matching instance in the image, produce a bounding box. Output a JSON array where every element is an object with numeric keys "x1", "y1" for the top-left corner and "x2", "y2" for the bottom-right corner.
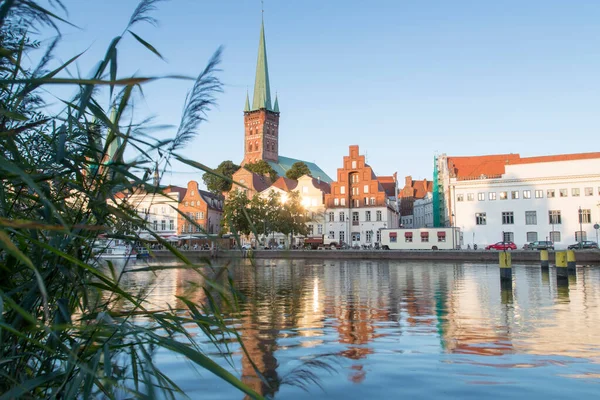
[{"x1": 119, "y1": 259, "x2": 600, "y2": 399}]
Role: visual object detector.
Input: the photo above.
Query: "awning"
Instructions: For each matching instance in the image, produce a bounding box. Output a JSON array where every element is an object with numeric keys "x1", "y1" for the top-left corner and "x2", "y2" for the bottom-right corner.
[
  {"x1": 437, "y1": 231, "x2": 446, "y2": 237},
  {"x1": 420, "y1": 232, "x2": 429, "y2": 237},
  {"x1": 389, "y1": 232, "x2": 397, "y2": 238},
  {"x1": 405, "y1": 232, "x2": 413, "y2": 238}
]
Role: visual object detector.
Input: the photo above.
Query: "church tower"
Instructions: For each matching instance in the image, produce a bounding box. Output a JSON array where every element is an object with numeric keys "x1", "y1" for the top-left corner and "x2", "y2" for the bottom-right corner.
[{"x1": 243, "y1": 19, "x2": 280, "y2": 165}]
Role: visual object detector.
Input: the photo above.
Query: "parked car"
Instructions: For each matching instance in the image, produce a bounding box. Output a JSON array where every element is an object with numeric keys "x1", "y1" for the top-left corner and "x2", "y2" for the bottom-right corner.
[
  {"x1": 485, "y1": 242, "x2": 517, "y2": 251},
  {"x1": 527, "y1": 241, "x2": 554, "y2": 250},
  {"x1": 567, "y1": 241, "x2": 599, "y2": 250}
]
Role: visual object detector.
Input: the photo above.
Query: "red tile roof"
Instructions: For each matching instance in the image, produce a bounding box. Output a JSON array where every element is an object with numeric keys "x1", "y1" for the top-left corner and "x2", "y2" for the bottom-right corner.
[
  {"x1": 377, "y1": 176, "x2": 396, "y2": 197},
  {"x1": 448, "y1": 152, "x2": 600, "y2": 179},
  {"x1": 271, "y1": 176, "x2": 298, "y2": 192}
]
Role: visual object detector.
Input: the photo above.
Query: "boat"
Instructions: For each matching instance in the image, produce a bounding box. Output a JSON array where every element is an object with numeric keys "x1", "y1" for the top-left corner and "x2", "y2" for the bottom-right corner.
[{"x1": 93, "y1": 238, "x2": 133, "y2": 259}]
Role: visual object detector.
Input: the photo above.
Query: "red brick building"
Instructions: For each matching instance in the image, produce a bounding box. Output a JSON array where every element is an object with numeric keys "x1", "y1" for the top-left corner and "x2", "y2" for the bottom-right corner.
[{"x1": 178, "y1": 181, "x2": 224, "y2": 235}]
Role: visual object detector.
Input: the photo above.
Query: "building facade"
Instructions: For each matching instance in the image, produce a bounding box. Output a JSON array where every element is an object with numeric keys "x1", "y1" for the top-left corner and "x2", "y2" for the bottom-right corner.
[
  {"x1": 178, "y1": 181, "x2": 224, "y2": 235},
  {"x1": 413, "y1": 192, "x2": 434, "y2": 228},
  {"x1": 398, "y1": 176, "x2": 432, "y2": 229},
  {"x1": 440, "y1": 152, "x2": 600, "y2": 249},
  {"x1": 324, "y1": 145, "x2": 399, "y2": 247}
]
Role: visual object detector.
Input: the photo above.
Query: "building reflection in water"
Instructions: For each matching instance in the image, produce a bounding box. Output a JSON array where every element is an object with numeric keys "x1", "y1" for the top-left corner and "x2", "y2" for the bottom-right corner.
[{"x1": 113, "y1": 259, "x2": 600, "y2": 395}]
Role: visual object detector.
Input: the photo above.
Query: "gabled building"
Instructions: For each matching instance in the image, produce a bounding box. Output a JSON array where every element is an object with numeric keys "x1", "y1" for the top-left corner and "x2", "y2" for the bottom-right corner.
[
  {"x1": 241, "y1": 18, "x2": 332, "y2": 183},
  {"x1": 324, "y1": 145, "x2": 399, "y2": 247},
  {"x1": 230, "y1": 167, "x2": 272, "y2": 199},
  {"x1": 178, "y1": 181, "x2": 224, "y2": 235},
  {"x1": 398, "y1": 176, "x2": 433, "y2": 228}
]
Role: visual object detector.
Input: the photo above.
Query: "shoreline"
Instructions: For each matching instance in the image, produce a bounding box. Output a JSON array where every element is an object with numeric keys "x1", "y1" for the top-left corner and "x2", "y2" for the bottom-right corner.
[{"x1": 150, "y1": 249, "x2": 600, "y2": 264}]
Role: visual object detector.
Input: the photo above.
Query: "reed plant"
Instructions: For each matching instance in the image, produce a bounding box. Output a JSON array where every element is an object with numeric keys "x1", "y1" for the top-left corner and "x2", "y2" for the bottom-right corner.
[{"x1": 0, "y1": 0, "x2": 265, "y2": 398}]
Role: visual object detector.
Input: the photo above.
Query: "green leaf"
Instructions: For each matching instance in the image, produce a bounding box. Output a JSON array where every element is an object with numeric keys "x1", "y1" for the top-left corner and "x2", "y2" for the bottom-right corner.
[
  {"x1": 0, "y1": 371, "x2": 65, "y2": 400},
  {"x1": 129, "y1": 30, "x2": 164, "y2": 60}
]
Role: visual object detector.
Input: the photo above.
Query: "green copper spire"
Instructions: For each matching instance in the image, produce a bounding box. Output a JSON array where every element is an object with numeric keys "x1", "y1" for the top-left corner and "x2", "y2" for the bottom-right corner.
[
  {"x1": 251, "y1": 19, "x2": 272, "y2": 111},
  {"x1": 273, "y1": 94, "x2": 279, "y2": 113},
  {"x1": 244, "y1": 91, "x2": 250, "y2": 112}
]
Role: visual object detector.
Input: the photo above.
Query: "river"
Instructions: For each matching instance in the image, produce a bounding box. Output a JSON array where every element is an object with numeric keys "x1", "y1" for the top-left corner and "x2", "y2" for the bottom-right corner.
[{"x1": 115, "y1": 258, "x2": 600, "y2": 399}]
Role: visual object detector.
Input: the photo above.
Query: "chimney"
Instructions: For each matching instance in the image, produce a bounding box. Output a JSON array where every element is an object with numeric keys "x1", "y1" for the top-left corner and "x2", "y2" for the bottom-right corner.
[{"x1": 405, "y1": 176, "x2": 412, "y2": 187}]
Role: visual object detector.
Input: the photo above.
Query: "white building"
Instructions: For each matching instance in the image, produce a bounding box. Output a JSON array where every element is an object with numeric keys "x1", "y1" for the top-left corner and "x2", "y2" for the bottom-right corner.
[
  {"x1": 441, "y1": 153, "x2": 600, "y2": 249},
  {"x1": 413, "y1": 192, "x2": 433, "y2": 228}
]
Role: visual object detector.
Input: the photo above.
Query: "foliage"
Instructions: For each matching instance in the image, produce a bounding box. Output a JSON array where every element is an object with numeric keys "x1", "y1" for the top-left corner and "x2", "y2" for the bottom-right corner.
[
  {"x1": 0, "y1": 1, "x2": 264, "y2": 398},
  {"x1": 202, "y1": 160, "x2": 240, "y2": 193},
  {"x1": 285, "y1": 161, "x2": 311, "y2": 180},
  {"x1": 221, "y1": 189, "x2": 253, "y2": 236},
  {"x1": 244, "y1": 159, "x2": 278, "y2": 182}
]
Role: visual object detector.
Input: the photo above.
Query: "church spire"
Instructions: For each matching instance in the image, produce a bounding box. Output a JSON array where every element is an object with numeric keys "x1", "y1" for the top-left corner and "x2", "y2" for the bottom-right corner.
[
  {"x1": 244, "y1": 91, "x2": 250, "y2": 112},
  {"x1": 273, "y1": 93, "x2": 279, "y2": 113},
  {"x1": 251, "y1": 18, "x2": 272, "y2": 111}
]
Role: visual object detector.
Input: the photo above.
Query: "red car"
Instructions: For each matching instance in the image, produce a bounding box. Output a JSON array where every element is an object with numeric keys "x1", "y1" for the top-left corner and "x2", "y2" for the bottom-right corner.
[{"x1": 485, "y1": 242, "x2": 517, "y2": 251}]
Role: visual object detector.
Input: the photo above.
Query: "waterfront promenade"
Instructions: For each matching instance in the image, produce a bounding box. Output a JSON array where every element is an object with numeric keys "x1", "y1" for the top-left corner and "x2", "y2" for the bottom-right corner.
[{"x1": 152, "y1": 249, "x2": 600, "y2": 264}]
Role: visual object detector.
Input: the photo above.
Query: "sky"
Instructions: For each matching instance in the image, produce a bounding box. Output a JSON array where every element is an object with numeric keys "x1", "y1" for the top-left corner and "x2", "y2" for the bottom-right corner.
[{"x1": 38, "y1": 0, "x2": 600, "y2": 187}]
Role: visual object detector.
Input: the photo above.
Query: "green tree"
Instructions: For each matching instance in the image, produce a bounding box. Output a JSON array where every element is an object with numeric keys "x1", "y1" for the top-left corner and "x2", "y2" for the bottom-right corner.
[
  {"x1": 221, "y1": 189, "x2": 253, "y2": 236},
  {"x1": 203, "y1": 160, "x2": 240, "y2": 193},
  {"x1": 285, "y1": 161, "x2": 311, "y2": 180},
  {"x1": 277, "y1": 192, "x2": 310, "y2": 247},
  {"x1": 245, "y1": 159, "x2": 278, "y2": 182}
]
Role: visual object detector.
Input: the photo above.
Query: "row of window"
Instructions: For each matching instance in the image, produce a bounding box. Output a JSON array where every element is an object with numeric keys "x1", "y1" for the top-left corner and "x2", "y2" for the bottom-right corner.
[
  {"x1": 389, "y1": 231, "x2": 447, "y2": 243},
  {"x1": 186, "y1": 212, "x2": 205, "y2": 220},
  {"x1": 333, "y1": 197, "x2": 378, "y2": 207},
  {"x1": 327, "y1": 230, "x2": 381, "y2": 243},
  {"x1": 340, "y1": 184, "x2": 371, "y2": 195},
  {"x1": 328, "y1": 210, "x2": 383, "y2": 222},
  {"x1": 152, "y1": 220, "x2": 175, "y2": 231},
  {"x1": 457, "y1": 187, "x2": 600, "y2": 202},
  {"x1": 307, "y1": 224, "x2": 324, "y2": 235},
  {"x1": 475, "y1": 209, "x2": 592, "y2": 225},
  {"x1": 141, "y1": 207, "x2": 175, "y2": 215},
  {"x1": 499, "y1": 231, "x2": 587, "y2": 243}
]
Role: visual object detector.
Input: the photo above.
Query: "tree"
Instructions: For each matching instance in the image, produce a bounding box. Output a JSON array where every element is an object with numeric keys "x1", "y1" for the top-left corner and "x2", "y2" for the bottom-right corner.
[
  {"x1": 277, "y1": 192, "x2": 310, "y2": 247},
  {"x1": 202, "y1": 160, "x2": 240, "y2": 193},
  {"x1": 221, "y1": 189, "x2": 252, "y2": 236},
  {"x1": 285, "y1": 161, "x2": 311, "y2": 180},
  {"x1": 245, "y1": 159, "x2": 278, "y2": 182}
]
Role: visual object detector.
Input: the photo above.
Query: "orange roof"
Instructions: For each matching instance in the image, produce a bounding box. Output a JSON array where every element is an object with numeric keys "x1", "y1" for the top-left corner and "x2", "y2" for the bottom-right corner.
[
  {"x1": 377, "y1": 176, "x2": 396, "y2": 197},
  {"x1": 448, "y1": 152, "x2": 600, "y2": 179},
  {"x1": 271, "y1": 176, "x2": 298, "y2": 192}
]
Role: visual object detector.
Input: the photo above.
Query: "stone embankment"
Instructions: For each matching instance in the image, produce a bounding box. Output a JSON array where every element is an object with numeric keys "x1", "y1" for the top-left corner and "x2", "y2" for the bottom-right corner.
[{"x1": 152, "y1": 249, "x2": 600, "y2": 264}]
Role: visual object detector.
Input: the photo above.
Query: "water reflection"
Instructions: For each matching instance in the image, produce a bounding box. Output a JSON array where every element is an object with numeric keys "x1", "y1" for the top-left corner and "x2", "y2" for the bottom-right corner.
[{"x1": 115, "y1": 259, "x2": 600, "y2": 399}]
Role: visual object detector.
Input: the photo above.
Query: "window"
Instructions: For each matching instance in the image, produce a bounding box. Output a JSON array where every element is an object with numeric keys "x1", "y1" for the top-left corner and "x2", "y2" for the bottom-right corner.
[
  {"x1": 370, "y1": 197, "x2": 376, "y2": 205},
  {"x1": 365, "y1": 211, "x2": 371, "y2": 221},
  {"x1": 185, "y1": 202, "x2": 188, "y2": 206},
  {"x1": 366, "y1": 231, "x2": 373, "y2": 243},
  {"x1": 500, "y1": 192, "x2": 508, "y2": 200},
  {"x1": 421, "y1": 232, "x2": 429, "y2": 242},
  {"x1": 352, "y1": 161, "x2": 357, "y2": 169},
  {"x1": 572, "y1": 188, "x2": 580, "y2": 197},
  {"x1": 523, "y1": 190, "x2": 531, "y2": 199},
  {"x1": 352, "y1": 187, "x2": 359, "y2": 195},
  {"x1": 376, "y1": 211, "x2": 382, "y2": 221},
  {"x1": 579, "y1": 209, "x2": 591, "y2": 224},
  {"x1": 559, "y1": 189, "x2": 568, "y2": 197},
  {"x1": 585, "y1": 187, "x2": 593, "y2": 196},
  {"x1": 190, "y1": 190, "x2": 195, "y2": 197},
  {"x1": 535, "y1": 190, "x2": 543, "y2": 198},
  {"x1": 467, "y1": 193, "x2": 474, "y2": 201},
  {"x1": 489, "y1": 192, "x2": 496, "y2": 200},
  {"x1": 511, "y1": 191, "x2": 519, "y2": 199},
  {"x1": 575, "y1": 231, "x2": 587, "y2": 242},
  {"x1": 188, "y1": 224, "x2": 192, "y2": 233},
  {"x1": 328, "y1": 231, "x2": 335, "y2": 239},
  {"x1": 352, "y1": 212, "x2": 359, "y2": 225},
  {"x1": 341, "y1": 198, "x2": 346, "y2": 206},
  {"x1": 549, "y1": 210, "x2": 562, "y2": 224},
  {"x1": 376, "y1": 230, "x2": 381, "y2": 243},
  {"x1": 405, "y1": 232, "x2": 413, "y2": 242},
  {"x1": 196, "y1": 212, "x2": 200, "y2": 219},
  {"x1": 550, "y1": 231, "x2": 561, "y2": 243},
  {"x1": 457, "y1": 194, "x2": 464, "y2": 202},
  {"x1": 364, "y1": 197, "x2": 368, "y2": 206},
  {"x1": 354, "y1": 199, "x2": 360, "y2": 207},
  {"x1": 318, "y1": 224, "x2": 323, "y2": 234},
  {"x1": 389, "y1": 232, "x2": 397, "y2": 243},
  {"x1": 527, "y1": 232, "x2": 538, "y2": 242},
  {"x1": 340, "y1": 186, "x2": 345, "y2": 194},
  {"x1": 160, "y1": 220, "x2": 166, "y2": 231},
  {"x1": 525, "y1": 211, "x2": 537, "y2": 225},
  {"x1": 503, "y1": 232, "x2": 514, "y2": 242},
  {"x1": 437, "y1": 231, "x2": 446, "y2": 242},
  {"x1": 153, "y1": 220, "x2": 158, "y2": 230},
  {"x1": 547, "y1": 189, "x2": 555, "y2": 198},
  {"x1": 334, "y1": 198, "x2": 339, "y2": 206},
  {"x1": 169, "y1": 220, "x2": 174, "y2": 230},
  {"x1": 475, "y1": 213, "x2": 486, "y2": 225},
  {"x1": 351, "y1": 174, "x2": 359, "y2": 183},
  {"x1": 328, "y1": 212, "x2": 334, "y2": 222},
  {"x1": 339, "y1": 231, "x2": 345, "y2": 243},
  {"x1": 502, "y1": 212, "x2": 514, "y2": 224},
  {"x1": 478, "y1": 192, "x2": 485, "y2": 201},
  {"x1": 364, "y1": 185, "x2": 369, "y2": 194},
  {"x1": 339, "y1": 212, "x2": 345, "y2": 222},
  {"x1": 308, "y1": 225, "x2": 314, "y2": 235}
]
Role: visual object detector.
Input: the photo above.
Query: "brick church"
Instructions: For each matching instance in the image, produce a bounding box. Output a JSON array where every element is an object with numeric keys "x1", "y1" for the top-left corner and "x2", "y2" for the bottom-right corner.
[{"x1": 239, "y1": 18, "x2": 332, "y2": 184}]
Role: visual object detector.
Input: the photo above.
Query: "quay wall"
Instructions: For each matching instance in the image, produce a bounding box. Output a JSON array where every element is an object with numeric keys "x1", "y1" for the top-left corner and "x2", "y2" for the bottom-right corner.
[{"x1": 152, "y1": 250, "x2": 600, "y2": 264}]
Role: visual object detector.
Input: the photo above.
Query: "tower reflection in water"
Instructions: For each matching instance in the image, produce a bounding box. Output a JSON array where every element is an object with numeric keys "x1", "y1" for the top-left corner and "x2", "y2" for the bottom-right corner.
[{"x1": 116, "y1": 259, "x2": 600, "y2": 397}]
